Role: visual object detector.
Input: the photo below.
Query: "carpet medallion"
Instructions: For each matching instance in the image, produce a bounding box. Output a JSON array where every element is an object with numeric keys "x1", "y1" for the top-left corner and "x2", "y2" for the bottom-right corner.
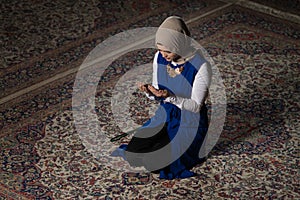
[{"x1": 0, "y1": 2, "x2": 299, "y2": 200}]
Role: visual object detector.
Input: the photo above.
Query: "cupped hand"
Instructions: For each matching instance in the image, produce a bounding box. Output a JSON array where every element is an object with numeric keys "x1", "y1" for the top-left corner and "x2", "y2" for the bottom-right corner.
[{"x1": 147, "y1": 85, "x2": 169, "y2": 98}]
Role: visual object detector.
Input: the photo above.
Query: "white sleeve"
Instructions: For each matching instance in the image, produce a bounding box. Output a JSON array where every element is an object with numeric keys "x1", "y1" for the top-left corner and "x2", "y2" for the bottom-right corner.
[
  {"x1": 152, "y1": 51, "x2": 159, "y2": 89},
  {"x1": 143, "y1": 52, "x2": 159, "y2": 100},
  {"x1": 164, "y1": 62, "x2": 212, "y2": 113}
]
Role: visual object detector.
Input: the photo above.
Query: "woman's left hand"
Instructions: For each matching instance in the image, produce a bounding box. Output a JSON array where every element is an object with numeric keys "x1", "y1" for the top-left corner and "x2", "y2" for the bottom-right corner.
[{"x1": 147, "y1": 85, "x2": 169, "y2": 98}]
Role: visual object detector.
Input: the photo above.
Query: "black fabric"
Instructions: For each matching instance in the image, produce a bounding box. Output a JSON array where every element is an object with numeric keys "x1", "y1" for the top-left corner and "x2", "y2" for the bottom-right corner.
[
  {"x1": 126, "y1": 123, "x2": 169, "y2": 153},
  {"x1": 125, "y1": 123, "x2": 170, "y2": 169}
]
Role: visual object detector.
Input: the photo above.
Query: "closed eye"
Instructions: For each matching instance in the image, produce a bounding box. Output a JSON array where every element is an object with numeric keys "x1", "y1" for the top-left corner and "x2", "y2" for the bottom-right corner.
[{"x1": 158, "y1": 49, "x2": 172, "y2": 54}]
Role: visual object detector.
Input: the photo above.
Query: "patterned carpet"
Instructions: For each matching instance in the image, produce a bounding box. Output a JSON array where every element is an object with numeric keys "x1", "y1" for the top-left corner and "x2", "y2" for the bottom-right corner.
[{"x1": 1, "y1": 0, "x2": 299, "y2": 199}]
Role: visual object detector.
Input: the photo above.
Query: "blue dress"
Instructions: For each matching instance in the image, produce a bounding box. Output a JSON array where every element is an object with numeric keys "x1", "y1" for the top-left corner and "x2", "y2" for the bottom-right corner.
[{"x1": 115, "y1": 52, "x2": 208, "y2": 179}]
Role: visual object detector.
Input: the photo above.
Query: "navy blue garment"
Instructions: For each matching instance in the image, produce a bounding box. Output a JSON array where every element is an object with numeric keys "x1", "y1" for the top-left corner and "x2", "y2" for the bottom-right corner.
[{"x1": 115, "y1": 52, "x2": 209, "y2": 179}]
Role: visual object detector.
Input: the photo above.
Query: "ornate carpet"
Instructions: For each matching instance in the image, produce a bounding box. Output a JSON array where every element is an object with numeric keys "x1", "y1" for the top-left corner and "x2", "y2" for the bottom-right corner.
[{"x1": 1, "y1": 0, "x2": 299, "y2": 199}]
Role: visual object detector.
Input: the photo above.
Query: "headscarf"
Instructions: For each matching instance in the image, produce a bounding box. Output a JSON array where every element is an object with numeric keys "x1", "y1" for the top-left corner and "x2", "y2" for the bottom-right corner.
[{"x1": 155, "y1": 16, "x2": 196, "y2": 64}]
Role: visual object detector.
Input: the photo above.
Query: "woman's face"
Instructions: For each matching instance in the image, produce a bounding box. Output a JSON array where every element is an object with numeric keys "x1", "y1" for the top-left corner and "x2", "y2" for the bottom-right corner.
[
  {"x1": 157, "y1": 44, "x2": 180, "y2": 62},
  {"x1": 159, "y1": 49, "x2": 179, "y2": 62}
]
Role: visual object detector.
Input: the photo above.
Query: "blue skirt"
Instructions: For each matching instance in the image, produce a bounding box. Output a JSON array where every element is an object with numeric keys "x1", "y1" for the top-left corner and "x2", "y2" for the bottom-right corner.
[{"x1": 119, "y1": 103, "x2": 208, "y2": 179}]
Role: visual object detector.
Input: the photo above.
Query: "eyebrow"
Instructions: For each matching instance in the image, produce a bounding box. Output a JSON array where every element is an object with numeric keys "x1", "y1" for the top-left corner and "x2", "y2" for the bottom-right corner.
[{"x1": 158, "y1": 49, "x2": 172, "y2": 53}]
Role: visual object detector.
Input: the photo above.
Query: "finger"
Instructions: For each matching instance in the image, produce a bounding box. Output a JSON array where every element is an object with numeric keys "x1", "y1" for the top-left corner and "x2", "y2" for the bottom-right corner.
[
  {"x1": 148, "y1": 86, "x2": 158, "y2": 94},
  {"x1": 140, "y1": 86, "x2": 147, "y2": 92},
  {"x1": 137, "y1": 82, "x2": 144, "y2": 88},
  {"x1": 154, "y1": 91, "x2": 162, "y2": 97}
]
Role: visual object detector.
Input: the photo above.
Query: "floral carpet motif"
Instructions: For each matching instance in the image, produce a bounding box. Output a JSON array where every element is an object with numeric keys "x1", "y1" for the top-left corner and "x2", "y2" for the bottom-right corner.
[
  {"x1": 0, "y1": 0, "x2": 223, "y2": 133},
  {"x1": 0, "y1": 2, "x2": 299, "y2": 200}
]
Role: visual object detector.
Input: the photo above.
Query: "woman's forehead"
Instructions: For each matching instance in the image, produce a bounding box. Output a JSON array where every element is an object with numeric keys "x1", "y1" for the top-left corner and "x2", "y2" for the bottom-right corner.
[{"x1": 156, "y1": 44, "x2": 171, "y2": 52}]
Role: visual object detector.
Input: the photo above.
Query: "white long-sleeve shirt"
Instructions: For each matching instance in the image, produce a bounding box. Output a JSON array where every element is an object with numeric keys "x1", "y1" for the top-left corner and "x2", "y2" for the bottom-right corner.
[{"x1": 150, "y1": 51, "x2": 212, "y2": 113}]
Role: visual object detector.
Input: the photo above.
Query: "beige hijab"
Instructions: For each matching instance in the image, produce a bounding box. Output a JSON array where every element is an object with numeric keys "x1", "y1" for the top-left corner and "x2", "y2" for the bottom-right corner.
[{"x1": 155, "y1": 16, "x2": 196, "y2": 64}]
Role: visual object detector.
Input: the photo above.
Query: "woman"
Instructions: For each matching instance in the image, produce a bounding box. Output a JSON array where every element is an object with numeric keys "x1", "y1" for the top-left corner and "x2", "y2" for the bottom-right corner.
[{"x1": 112, "y1": 16, "x2": 212, "y2": 179}]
